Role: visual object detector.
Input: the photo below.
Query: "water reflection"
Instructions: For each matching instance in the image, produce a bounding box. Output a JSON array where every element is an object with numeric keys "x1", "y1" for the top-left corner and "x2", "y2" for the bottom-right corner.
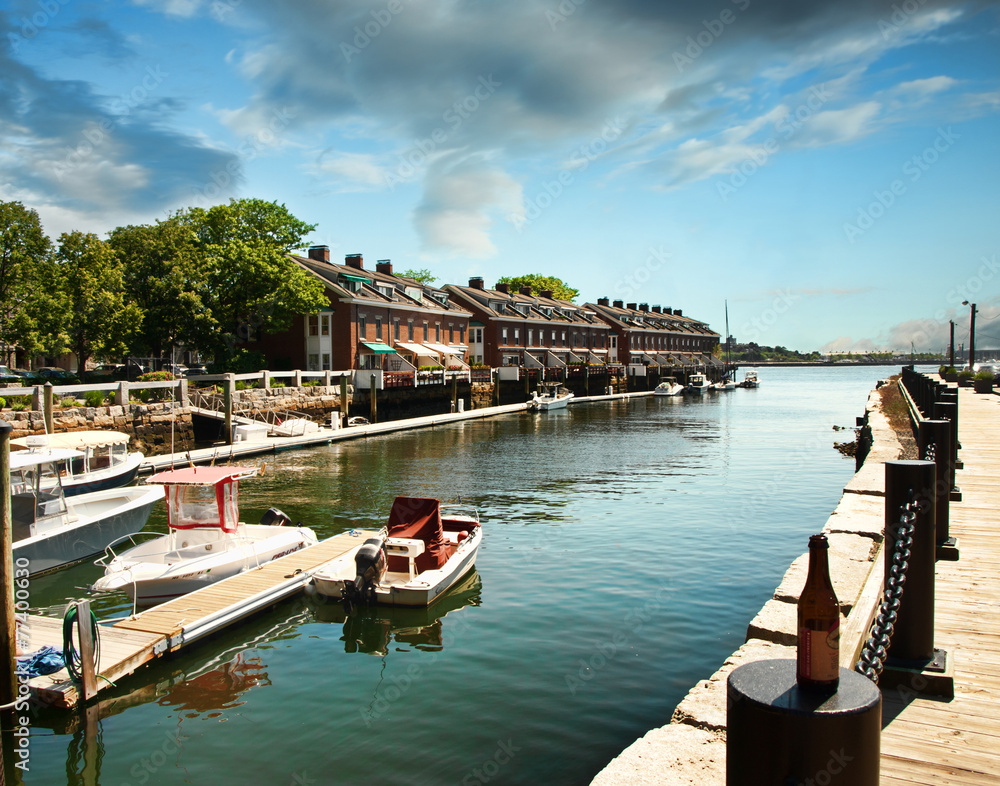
[{"x1": 310, "y1": 570, "x2": 483, "y2": 656}]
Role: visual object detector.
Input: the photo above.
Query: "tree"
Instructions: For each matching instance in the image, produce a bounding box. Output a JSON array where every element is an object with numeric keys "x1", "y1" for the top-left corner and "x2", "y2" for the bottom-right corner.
[
  {"x1": 400, "y1": 268, "x2": 437, "y2": 284},
  {"x1": 180, "y1": 199, "x2": 328, "y2": 367},
  {"x1": 0, "y1": 201, "x2": 52, "y2": 364},
  {"x1": 108, "y1": 216, "x2": 216, "y2": 360},
  {"x1": 53, "y1": 232, "x2": 142, "y2": 375},
  {"x1": 495, "y1": 274, "x2": 579, "y2": 301}
]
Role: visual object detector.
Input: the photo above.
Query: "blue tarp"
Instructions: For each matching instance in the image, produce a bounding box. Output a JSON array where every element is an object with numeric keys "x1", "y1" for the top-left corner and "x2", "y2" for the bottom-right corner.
[{"x1": 17, "y1": 646, "x2": 64, "y2": 678}]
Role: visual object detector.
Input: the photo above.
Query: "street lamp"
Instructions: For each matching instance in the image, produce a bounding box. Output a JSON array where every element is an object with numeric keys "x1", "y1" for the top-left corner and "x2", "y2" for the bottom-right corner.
[{"x1": 962, "y1": 301, "x2": 977, "y2": 370}]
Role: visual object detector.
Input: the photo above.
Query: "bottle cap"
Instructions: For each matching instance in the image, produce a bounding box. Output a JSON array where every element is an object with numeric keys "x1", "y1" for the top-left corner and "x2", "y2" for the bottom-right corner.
[{"x1": 808, "y1": 534, "x2": 829, "y2": 548}]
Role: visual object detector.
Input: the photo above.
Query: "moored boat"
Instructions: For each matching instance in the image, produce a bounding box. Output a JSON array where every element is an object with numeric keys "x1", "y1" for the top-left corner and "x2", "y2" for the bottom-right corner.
[
  {"x1": 653, "y1": 378, "x2": 685, "y2": 396},
  {"x1": 740, "y1": 369, "x2": 760, "y2": 388},
  {"x1": 92, "y1": 466, "x2": 317, "y2": 605},
  {"x1": 312, "y1": 496, "x2": 482, "y2": 607},
  {"x1": 529, "y1": 385, "x2": 574, "y2": 411},
  {"x1": 683, "y1": 373, "x2": 710, "y2": 395},
  {"x1": 11, "y1": 449, "x2": 162, "y2": 575},
  {"x1": 11, "y1": 431, "x2": 143, "y2": 496}
]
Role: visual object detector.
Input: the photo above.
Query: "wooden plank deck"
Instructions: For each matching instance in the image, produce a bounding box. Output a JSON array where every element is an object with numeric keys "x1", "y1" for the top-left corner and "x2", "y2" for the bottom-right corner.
[
  {"x1": 26, "y1": 530, "x2": 371, "y2": 708},
  {"x1": 880, "y1": 387, "x2": 1000, "y2": 784}
]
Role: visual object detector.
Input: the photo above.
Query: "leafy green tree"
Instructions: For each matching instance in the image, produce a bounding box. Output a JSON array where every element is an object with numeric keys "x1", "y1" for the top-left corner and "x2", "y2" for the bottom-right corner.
[
  {"x1": 180, "y1": 199, "x2": 327, "y2": 368},
  {"x1": 400, "y1": 268, "x2": 437, "y2": 284},
  {"x1": 496, "y1": 274, "x2": 579, "y2": 302},
  {"x1": 108, "y1": 216, "x2": 215, "y2": 361},
  {"x1": 53, "y1": 232, "x2": 143, "y2": 375},
  {"x1": 0, "y1": 201, "x2": 52, "y2": 364}
]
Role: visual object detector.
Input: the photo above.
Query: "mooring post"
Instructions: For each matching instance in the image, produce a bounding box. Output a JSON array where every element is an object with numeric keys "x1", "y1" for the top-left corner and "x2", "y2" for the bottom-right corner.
[
  {"x1": 451, "y1": 373, "x2": 458, "y2": 413},
  {"x1": 918, "y1": 419, "x2": 958, "y2": 559},
  {"x1": 493, "y1": 369, "x2": 500, "y2": 406},
  {"x1": 884, "y1": 460, "x2": 937, "y2": 664},
  {"x1": 0, "y1": 420, "x2": 16, "y2": 709},
  {"x1": 43, "y1": 381, "x2": 53, "y2": 434},
  {"x1": 369, "y1": 374, "x2": 377, "y2": 423},
  {"x1": 931, "y1": 399, "x2": 960, "y2": 495},
  {"x1": 584, "y1": 363, "x2": 589, "y2": 397},
  {"x1": 223, "y1": 373, "x2": 234, "y2": 444},
  {"x1": 935, "y1": 390, "x2": 960, "y2": 453},
  {"x1": 340, "y1": 375, "x2": 349, "y2": 426}
]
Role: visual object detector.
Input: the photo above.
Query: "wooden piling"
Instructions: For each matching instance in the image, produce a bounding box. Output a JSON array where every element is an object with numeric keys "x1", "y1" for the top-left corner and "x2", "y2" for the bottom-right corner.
[
  {"x1": 0, "y1": 421, "x2": 15, "y2": 708},
  {"x1": 340, "y1": 374, "x2": 349, "y2": 426},
  {"x1": 369, "y1": 374, "x2": 377, "y2": 423}
]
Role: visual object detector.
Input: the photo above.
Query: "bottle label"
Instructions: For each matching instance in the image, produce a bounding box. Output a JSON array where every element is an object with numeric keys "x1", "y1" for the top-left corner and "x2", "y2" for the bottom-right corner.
[{"x1": 798, "y1": 622, "x2": 840, "y2": 681}]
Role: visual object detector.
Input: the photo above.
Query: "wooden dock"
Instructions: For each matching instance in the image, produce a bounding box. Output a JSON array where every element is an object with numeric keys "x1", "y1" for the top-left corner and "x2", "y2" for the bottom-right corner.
[
  {"x1": 880, "y1": 386, "x2": 1000, "y2": 784},
  {"x1": 26, "y1": 531, "x2": 371, "y2": 709}
]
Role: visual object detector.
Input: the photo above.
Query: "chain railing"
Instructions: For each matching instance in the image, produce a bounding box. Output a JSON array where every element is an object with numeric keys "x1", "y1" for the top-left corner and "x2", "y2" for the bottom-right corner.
[
  {"x1": 922, "y1": 439, "x2": 936, "y2": 464},
  {"x1": 855, "y1": 500, "x2": 918, "y2": 683}
]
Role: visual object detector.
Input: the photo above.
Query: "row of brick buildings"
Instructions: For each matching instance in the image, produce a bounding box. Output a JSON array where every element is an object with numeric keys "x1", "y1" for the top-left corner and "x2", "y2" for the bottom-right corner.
[{"x1": 248, "y1": 247, "x2": 721, "y2": 375}]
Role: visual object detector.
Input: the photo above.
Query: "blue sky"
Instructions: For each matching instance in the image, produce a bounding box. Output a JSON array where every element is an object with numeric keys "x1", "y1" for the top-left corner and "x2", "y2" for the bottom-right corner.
[{"x1": 2, "y1": 0, "x2": 999, "y2": 353}]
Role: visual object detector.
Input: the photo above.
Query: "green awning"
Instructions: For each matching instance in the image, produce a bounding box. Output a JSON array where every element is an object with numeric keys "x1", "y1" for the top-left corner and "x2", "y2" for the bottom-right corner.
[
  {"x1": 340, "y1": 273, "x2": 371, "y2": 284},
  {"x1": 361, "y1": 341, "x2": 396, "y2": 354}
]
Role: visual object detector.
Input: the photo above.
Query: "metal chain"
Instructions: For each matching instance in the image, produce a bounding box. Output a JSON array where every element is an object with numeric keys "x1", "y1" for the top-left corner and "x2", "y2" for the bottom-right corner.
[
  {"x1": 855, "y1": 500, "x2": 917, "y2": 683},
  {"x1": 923, "y1": 440, "x2": 936, "y2": 464}
]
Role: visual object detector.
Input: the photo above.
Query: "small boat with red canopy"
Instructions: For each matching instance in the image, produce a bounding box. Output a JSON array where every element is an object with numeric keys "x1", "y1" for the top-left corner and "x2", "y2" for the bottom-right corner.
[
  {"x1": 93, "y1": 466, "x2": 317, "y2": 606},
  {"x1": 312, "y1": 496, "x2": 482, "y2": 607}
]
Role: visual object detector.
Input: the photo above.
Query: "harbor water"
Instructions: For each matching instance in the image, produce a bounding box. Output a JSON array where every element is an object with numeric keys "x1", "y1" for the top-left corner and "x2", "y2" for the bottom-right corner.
[{"x1": 11, "y1": 366, "x2": 909, "y2": 785}]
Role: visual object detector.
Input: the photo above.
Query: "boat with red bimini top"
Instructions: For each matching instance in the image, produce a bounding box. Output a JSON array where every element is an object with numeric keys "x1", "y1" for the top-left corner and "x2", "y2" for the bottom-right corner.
[
  {"x1": 92, "y1": 466, "x2": 317, "y2": 606},
  {"x1": 312, "y1": 496, "x2": 482, "y2": 608}
]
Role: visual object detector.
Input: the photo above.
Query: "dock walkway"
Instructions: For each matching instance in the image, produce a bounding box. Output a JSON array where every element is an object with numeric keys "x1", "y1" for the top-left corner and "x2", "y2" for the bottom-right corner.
[{"x1": 26, "y1": 531, "x2": 372, "y2": 709}]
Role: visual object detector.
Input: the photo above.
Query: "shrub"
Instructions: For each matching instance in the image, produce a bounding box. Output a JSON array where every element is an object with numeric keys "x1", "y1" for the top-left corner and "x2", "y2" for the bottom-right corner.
[
  {"x1": 59, "y1": 396, "x2": 77, "y2": 408},
  {"x1": 269, "y1": 378, "x2": 286, "y2": 388},
  {"x1": 974, "y1": 370, "x2": 995, "y2": 382},
  {"x1": 302, "y1": 379, "x2": 320, "y2": 386},
  {"x1": 9, "y1": 396, "x2": 29, "y2": 412},
  {"x1": 958, "y1": 368, "x2": 975, "y2": 379},
  {"x1": 0, "y1": 397, "x2": 5, "y2": 409},
  {"x1": 137, "y1": 371, "x2": 174, "y2": 383},
  {"x1": 84, "y1": 389, "x2": 106, "y2": 407}
]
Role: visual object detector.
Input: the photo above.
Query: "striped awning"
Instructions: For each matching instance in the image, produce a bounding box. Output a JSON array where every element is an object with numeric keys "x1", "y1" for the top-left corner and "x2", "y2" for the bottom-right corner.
[{"x1": 395, "y1": 342, "x2": 436, "y2": 356}]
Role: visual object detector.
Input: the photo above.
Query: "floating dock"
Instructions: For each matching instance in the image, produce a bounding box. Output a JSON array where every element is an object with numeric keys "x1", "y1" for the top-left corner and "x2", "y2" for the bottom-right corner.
[{"x1": 26, "y1": 531, "x2": 372, "y2": 709}]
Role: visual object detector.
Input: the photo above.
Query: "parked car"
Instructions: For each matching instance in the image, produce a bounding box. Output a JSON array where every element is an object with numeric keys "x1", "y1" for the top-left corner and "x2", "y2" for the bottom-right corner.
[
  {"x1": 184, "y1": 364, "x2": 207, "y2": 376},
  {"x1": 25, "y1": 367, "x2": 80, "y2": 384},
  {"x1": 90, "y1": 363, "x2": 124, "y2": 379},
  {"x1": 0, "y1": 366, "x2": 27, "y2": 384},
  {"x1": 163, "y1": 363, "x2": 188, "y2": 377}
]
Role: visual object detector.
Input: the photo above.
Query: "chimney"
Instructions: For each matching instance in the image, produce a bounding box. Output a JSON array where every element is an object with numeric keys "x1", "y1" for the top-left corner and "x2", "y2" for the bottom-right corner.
[
  {"x1": 639, "y1": 303, "x2": 649, "y2": 312},
  {"x1": 519, "y1": 286, "x2": 533, "y2": 296},
  {"x1": 597, "y1": 297, "x2": 610, "y2": 306},
  {"x1": 469, "y1": 276, "x2": 485, "y2": 289},
  {"x1": 652, "y1": 306, "x2": 662, "y2": 313},
  {"x1": 345, "y1": 253, "x2": 363, "y2": 269},
  {"x1": 495, "y1": 282, "x2": 510, "y2": 294},
  {"x1": 626, "y1": 303, "x2": 637, "y2": 311},
  {"x1": 675, "y1": 309, "x2": 683, "y2": 316},
  {"x1": 664, "y1": 307, "x2": 673, "y2": 315},
  {"x1": 613, "y1": 300, "x2": 624, "y2": 308},
  {"x1": 540, "y1": 289, "x2": 554, "y2": 299},
  {"x1": 376, "y1": 259, "x2": 392, "y2": 275},
  {"x1": 308, "y1": 245, "x2": 330, "y2": 263}
]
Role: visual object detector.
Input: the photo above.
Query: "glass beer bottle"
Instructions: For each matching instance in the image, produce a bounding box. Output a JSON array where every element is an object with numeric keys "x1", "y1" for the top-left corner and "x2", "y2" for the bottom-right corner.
[{"x1": 797, "y1": 534, "x2": 840, "y2": 692}]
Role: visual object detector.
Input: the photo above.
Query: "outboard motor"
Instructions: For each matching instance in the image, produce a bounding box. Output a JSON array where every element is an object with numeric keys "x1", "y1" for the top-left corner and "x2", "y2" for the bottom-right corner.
[
  {"x1": 342, "y1": 537, "x2": 386, "y2": 609},
  {"x1": 259, "y1": 508, "x2": 291, "y2": 527}
]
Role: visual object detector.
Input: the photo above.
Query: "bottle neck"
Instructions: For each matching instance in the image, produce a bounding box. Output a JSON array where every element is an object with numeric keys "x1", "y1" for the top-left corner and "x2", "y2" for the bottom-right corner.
[{"x1": 808, "y1": 543, "x2": 831, "y2": 585}]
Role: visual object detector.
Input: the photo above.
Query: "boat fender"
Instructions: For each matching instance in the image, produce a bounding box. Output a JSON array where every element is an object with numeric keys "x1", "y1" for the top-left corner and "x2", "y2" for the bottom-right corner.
[
  {"x1": 259, "y1": 507, "x2": 291, "y2": 527},
  {"x1": 457, "y1": 530, "x2": 469, "y2": 543}
]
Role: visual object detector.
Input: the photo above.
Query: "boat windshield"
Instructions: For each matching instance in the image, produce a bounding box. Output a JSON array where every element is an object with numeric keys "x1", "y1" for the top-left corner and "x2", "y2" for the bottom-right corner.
[
  {"x1": 10, "y1": 461, "x2": 69, "y2": 537},
  {"x1": 166, "y1": 480, "x2": 240, "y2": 532}
]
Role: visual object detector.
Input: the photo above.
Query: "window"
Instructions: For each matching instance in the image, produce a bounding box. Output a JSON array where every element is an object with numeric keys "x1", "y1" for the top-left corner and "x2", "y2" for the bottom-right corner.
[
  {"x1": 528, "y1": 329, "x2": 533, "y2": 347},
  {"x1": 321, "y1": 314, "x2": 330, "y2": 336},
  {"x1": 358, "y1": 315, "x2": 366, "y2": 338},
  {"x1": 322, "y1": 353, "x2": 330, "y2": 370},
  {"x1": 408, "y1": 320, "x2": 414, "y2": 341},
  {"x1": 423, "y1": 321, "x2": 429, "y2": 340},
  {"x1": 449, "y1": 324, "x2": 454, "y2": 343},
  {"x1": 551, "y1": 330, "x2": 556, "y2": 344},
  {"x1": 308, "y1": 315, "x2": 319, "y2": 337},
  {"x1": 308, "y1": 353, "x2": 319, "y2": 370},
  {"x1": 459, "y1": 326, "x2": 465, "y2": 344},
  {"x1": 394, "y1": 319, "x2": 400, "y2": 341},
  {"x1": 375, "y1": 317, "x2": 383, "y2": 340},
  {"x1": 561, "y1": 331, "x2": 567, "y2": 346},
  {"x1": 436, "y1": 323, "x2": 441, "y2": 342},
  {"x1": 514, "y1": 328, "x2": 520, "y2": 346},
  {"x1": 502, "y1": 327, "x2": 508, "y2": 345}
]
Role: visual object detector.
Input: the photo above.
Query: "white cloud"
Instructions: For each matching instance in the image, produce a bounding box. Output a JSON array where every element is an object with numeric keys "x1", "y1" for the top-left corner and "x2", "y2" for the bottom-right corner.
[{"x1": 794, "y1": 101, "x2": 882, "y2": 147}]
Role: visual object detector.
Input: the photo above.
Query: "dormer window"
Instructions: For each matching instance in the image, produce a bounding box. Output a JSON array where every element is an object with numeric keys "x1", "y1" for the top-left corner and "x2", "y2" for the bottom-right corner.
[{"x1": 377, "y1": 285, "x2": 394, "y2": 299}]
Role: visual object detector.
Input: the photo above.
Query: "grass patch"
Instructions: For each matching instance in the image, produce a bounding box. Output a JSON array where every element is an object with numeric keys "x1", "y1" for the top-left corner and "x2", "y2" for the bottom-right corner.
[{"x1": 877, "y1": 375, "x2": 913, "y2": 435}]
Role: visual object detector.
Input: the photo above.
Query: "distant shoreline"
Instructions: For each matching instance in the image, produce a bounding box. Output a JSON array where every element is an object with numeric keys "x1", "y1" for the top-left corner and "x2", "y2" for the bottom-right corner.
[{"x1": 733, "y1": 360, "x2": 940, "y2": 367}]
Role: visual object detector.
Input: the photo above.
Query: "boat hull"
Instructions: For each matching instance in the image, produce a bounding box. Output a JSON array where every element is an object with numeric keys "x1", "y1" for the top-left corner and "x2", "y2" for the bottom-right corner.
[
  {"x1": 14, "y1": 485, "x2": 163, "y2": 576},
  {"x1": 62, "y1": 453, "x2": 143, "y2": 497}
]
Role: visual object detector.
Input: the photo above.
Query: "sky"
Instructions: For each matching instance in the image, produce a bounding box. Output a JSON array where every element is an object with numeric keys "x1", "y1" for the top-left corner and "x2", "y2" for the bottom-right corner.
[{"x1": 2, "y1": 0, "x2": 999, "y2": 354}]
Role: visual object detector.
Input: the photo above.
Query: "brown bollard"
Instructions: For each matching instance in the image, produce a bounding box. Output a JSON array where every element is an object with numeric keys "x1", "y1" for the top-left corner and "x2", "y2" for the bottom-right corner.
[
  {"x1": 932, "y1": 400, "x2": 960, "y2": 496},
  {"x1": 918, "y1": 419, "x2": 959, "y2": 560},
  {"x1": 884, "y1": 460, "x2": 937, "y2": 665}
]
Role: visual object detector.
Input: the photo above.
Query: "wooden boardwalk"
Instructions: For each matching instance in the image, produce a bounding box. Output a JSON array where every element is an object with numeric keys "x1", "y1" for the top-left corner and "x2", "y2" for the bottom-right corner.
[
  {"x1": 880, "y1": 386, "x2": 1000, "y2": 784},
  {"x1": 26, "y1": 531, "x2": 370, "y2": 708}
]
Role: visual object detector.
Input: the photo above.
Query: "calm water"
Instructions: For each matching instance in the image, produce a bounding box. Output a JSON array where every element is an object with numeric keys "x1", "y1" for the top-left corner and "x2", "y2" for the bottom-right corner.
[{"x1": 9, "y1": 366, "x2": 915, "y2": 785}]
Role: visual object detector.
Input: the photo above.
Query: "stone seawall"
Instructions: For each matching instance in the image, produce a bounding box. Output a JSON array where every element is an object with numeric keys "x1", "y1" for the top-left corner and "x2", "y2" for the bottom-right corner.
[{"x1": 591, "y1": 386, "x2": 903, "y2": 784}]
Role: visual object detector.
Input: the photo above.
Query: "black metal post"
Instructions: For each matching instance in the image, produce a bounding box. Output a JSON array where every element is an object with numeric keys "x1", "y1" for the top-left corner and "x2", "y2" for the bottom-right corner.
[
  {"x1": 884, "y1": 460, "x2": 936, "y2": 664},
  {"x1": 918, "y1": 419, "x2": 957, "y2": 558},
  {"x1": 932, "y1": 400, "x2": 959, "y2": 491}
]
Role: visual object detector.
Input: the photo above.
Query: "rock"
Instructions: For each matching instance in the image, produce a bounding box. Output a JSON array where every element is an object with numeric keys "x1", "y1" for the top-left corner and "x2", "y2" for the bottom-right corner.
[{"x1": 590, "y1": 724, "x2": 725, "y2": 786}]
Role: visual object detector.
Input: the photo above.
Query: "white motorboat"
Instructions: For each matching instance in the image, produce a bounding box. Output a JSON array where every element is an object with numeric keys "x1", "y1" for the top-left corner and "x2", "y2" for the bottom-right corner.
[
  {"x1": 270, "y1": 417, "x2": 320, "y2": 437},
  {"x1": 653, "y1": 378, "x2": 685, "y2": 396},
  {"x1": 10, "y1": 449, "x2": 163, "y2": 576},
  {"x1": 529, "y1": 385, "x2": 574, "y2": 411},
  {"x1": 684, "y1": 373, "x2": 710, "y2": 395},
  {"x1": 712, "y1": 376, "x2": 737, "y2": 391},
  {"x1": 11, "y1": 431, "x2": 143, "y2": 496},
  {"x1": 740, "y1": 369, "x2": 760, "y2": 388},
  {"x1": 312, "y1": 496, "x2": 482, "y2": 607},
  {"x1": 93, "y1": 466, "x2": 317, "y2": 606}
]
